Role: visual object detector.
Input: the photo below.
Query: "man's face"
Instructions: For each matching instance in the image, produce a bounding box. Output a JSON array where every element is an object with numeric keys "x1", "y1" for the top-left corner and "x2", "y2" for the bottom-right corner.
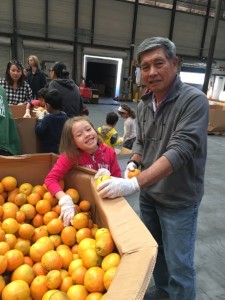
[{"x1": 140, "y1": 48, "x2": 178, "y2": 98}]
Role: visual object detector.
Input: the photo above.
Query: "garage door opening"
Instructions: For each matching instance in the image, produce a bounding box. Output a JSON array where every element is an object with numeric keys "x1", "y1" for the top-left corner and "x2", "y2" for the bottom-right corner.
[{"x1": 83, "y1": 55, "x2": 122, "y2": 98}]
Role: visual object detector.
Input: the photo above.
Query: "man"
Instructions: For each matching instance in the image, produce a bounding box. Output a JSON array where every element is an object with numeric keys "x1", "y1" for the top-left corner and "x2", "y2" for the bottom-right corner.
[{"x1": 97, "y1": 37, "x2": 209, "y2": 299}]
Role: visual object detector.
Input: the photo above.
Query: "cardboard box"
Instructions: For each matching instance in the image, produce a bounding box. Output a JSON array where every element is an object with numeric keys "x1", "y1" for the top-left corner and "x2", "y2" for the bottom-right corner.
[
  {"x1": 208, "y1": 100, "x2": 225, "y2": 132},
  {"x1": 9, "y1": 105, "x2": 41, "y2": 154},
  {"x1": 0, "y1": 154, "x2": 158, "y2": 300}
]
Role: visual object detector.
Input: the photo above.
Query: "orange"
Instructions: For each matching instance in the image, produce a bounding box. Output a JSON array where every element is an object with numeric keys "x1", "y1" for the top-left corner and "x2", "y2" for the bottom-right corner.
[
  {"x1": 20, "y1": 203, "x2": 36, "y2": 221},
  {"x1": 49, "y1": 290, "x2": 70, "y2": 299},
  {"x1": 14, "y1": 192, "x2": 27, "y2": 206},
  {"x1": 46, "y1": 270, "x2": 62, "y2": 289},
  {"x1": 19, "y1": 182, "x2": 33, "y2": 196},
  {"x1": 32, "y1": 213, "x2": 44, "y2": 228},
  {"x1": 27, "y1": 192, "x2": 41, "y2": 205},
  {"x1": 4, "y1": 249, "x2": 24, "y2": 271},
  {"x1": 43, "y1": 191, "x2": 58, "y2": 207},
  {"x1": 0, "y1": 255, "x2": 7, "y2": 274},
  {"x1": 95, "y1": 233, "x2": 115, "y2": 256},
  {"x1": 84, "y1": 266, "x2": 105, "y2": 293},
  {"x1": 82, "y1": 248, "x2": 102, "y2": 268},
  {"x1": 0, "y1": 275, "x2": 6, "y2": 296},
  {"x1": 43, "y1": 211, "x2": 58, "y2": 225},
  {"x1": 88, "y1": 218, "x2": 94, "y2": 229},
  {"x1": 42, "y1": 289, "x2": 59, "y2": 300},
  {"x1": 91, "y1": 227, "x2": 98, "y2": 239},
  {"x1": 94, "y1": 228, "x2": 110, "y2": 240},
  {"x1": 86, "y1": 292, "x2": 104, "y2": 300},
  {"x1": 29, "y1": 238, "x2": 54, "y2": 263},
  {"x1": 0, "y1": 195, "x2": 5, "y2": 205},
  {"x1": 1, "y1": 218, "x2": 19, "y2": 234},
  {"x1": 103, "y1": 266, "x2": 117, "y2": 290},
  {"x1": 73, "y1": 212, "x2": 89, "y2": 230},
  {"x1": 78, "y1": 238, "x2": 96, "y2": 258},
  {"x1": 1, "y1": 280, "x2": 30, "y2": 300},
  {"x1": 67, "y1": 284, "x2": 89, "y2": 300},
  {"x1": 0, "y1": 229, "x2": 5, "y2": 242},
  {"x1": 16, "y1": 210, "x2": 26, "y2": 223},
  {"x1": 60, "y1": 269, "x2": 69, "y2": 280},
  {"x1": 59, "y1": 276, "x2": 73, "y2": 293},
  {"x1": 56, "y1": 248, "x2": 74, "y2": 270},
  {"x1": 7, "y1": 187, "x2": 19, "y2": 202},
  {"x1": 52, "y1": 204, "x2": 61, "y2": 215},
  {"x1": 49, "y1": 234, "x2": 62, "y2": 248},
  {"x1": 47, "y1": 218, "x2": 64, "y2": 235},
  {"x1": 101, "y1": 252, "x2": 121, "y2": 271},
  {"x1": 65, "y1": 188, "x2": 80, "y2": 204},
  {"x1": 4, "y1": 233, "x2": 17, "y2": 249},
  {"x1": 71, "y1": 243, "x2": 79, "y2": 254},
  {"x1": 36, "y1": 199, "x2": 51, "y2": 215},
  {"x1": 127, "y1": 169, "x2": 141, "y2": 179},
  {"x1": 56, "y1": 244, "x2": 70, "y2": 251},
  {"x1": 11, "y1": 264, "x2": 35, "y2": 285},
  {"x1": 71, "y1": 265, "x2": 87, "y2": 285},
  {"x1": 23, "y1": 256, "x2": 34, "y2": 267},
  {"x1": 18, "y1": 223, "x2": 35, "y2": 240},
  {"x1": 32, "y1": 185, "x2": 47, "y2": 198},
  {"x1": 1, "y1": 176, "x2": 17, "y2": 191},
  {"x1": 33, "y1": 262, "x2": 48, "y2": 276},
  {"x1": 14, "y1": 239, "x2": 31, "y2": 255},
  {"x1": 30, "y1": 275, "x2": 48, "y2": 300},
  {"x1": 32, "y1": 226, "x2": 49, "y2": 243},
  {"x1": 76, "y1": 227, "x2": 92, "y2": 244},
  {"x1": 61, "y1": 226, "x2": 77, "y2": 246},
  {"x1": 0, "y1": 241, "x2": 10, "y2": 255},
  {"x1": 41, "y1": 250, "x2": 63, "y2": 271},
  {"x1": 79, "y1": 199, "x2": 91, "y2": 212},
  {"x1": 2, "y1": 202, "x2": 18, "y2": 220},
  {"x1": 68, "y1": 258, "x2": 83, "y2": 276},
  {"x1": 0, "y1": 182, "x2": 4, "y2": 193}
]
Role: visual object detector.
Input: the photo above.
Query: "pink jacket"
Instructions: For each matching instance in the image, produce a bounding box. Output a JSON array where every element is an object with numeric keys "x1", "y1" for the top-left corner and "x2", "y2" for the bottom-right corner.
[{"x1": 45, "y1": 143, "x2": 121, "y2": 196}]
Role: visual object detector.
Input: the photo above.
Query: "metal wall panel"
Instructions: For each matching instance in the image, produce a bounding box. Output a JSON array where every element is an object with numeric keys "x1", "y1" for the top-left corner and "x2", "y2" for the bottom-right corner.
[
  {"x1": 0, "y1": 0, "x2": 13, "y2": 33},
  {"x1": 0, "y1": 37, "x2": 11, "y2": 78}
]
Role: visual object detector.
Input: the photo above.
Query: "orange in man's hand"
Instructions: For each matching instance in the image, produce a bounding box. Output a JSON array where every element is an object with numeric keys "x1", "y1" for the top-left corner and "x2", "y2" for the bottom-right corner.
[{"x1": 127, "y1": 169, "x2": 141, "y2": 179}]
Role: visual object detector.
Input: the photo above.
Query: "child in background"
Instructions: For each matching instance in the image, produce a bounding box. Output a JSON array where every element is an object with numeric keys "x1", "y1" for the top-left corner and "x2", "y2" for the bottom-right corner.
[
  {"x1": 118, "y1": 104, "x2": 136, "y2": 150},
  {"x1": 35, "y1": 89, "x2": 68, "y2": 154},
  {"x1": 97, "y1": 111, "x2": 123, "y2": 149},
  {"x1": 45, "y1": 116, "x2": 121, "y2": 226},
  {"x1": 23, "y1": 87, "x2": 47, "y2": 117}
]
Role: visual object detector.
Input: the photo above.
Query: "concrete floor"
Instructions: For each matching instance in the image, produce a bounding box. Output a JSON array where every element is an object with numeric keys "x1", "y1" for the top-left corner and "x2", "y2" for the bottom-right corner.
[{"x1": 86, "y1": 98, "x2": 225, "y2": 300}]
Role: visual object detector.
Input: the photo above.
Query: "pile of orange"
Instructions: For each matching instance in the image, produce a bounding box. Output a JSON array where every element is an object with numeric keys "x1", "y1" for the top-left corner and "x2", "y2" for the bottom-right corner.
[{"x1": 0, "y1": 175, "x2": 121, "y2": 300}]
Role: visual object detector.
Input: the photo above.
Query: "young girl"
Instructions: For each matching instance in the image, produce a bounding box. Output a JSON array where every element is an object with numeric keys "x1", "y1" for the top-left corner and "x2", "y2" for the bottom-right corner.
[
  {"x1": 45, "y1": 116, "x2": 121, "y2": 226},
  {"x1": 118, "y1": 104, "x2": 136, "y2": 150}
]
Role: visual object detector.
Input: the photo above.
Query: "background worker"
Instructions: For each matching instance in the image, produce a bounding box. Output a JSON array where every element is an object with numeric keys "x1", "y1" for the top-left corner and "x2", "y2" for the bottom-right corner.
[{"x1": 97, "y1": 37, "x2": 209, "y2": 300}]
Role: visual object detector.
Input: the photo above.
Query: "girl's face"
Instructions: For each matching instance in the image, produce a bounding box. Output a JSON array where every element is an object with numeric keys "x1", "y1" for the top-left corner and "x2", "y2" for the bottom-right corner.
[
  {"x1": 119, "y1": 111, "x2": 128, "y2": 119},
  {"x1": 28, "y1": 57, "x2": 35, "y2": 67},
  {"x1": 72, "y1": 120, "x2": 98, "y2": 154},
  {"x1": 9, "y1": 64, "x2": 22, "y2": 82}
]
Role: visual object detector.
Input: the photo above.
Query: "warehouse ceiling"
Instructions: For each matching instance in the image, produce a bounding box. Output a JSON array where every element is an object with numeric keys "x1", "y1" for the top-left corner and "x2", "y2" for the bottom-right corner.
[{"x1": 124, "y1": 0, "x2": 225, "y2": 19}]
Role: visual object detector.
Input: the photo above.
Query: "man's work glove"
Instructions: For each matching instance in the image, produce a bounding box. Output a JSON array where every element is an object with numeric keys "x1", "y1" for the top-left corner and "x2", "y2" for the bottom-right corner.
[
  {"x1": 124, "y1": 160, "x2": 139, "y2": 179},
  {"x1": 33, "y1": 108, "x2": 48, "y2": 120},
  {"x1": 23, "y1": 109, "x2": 31, "y2": 118},
  {"x1": 59, "y1": 195, "x2": 76, "y2": 226},
  {"x1": 97, "y1": 177, "x2": 140, "y2": 199}
]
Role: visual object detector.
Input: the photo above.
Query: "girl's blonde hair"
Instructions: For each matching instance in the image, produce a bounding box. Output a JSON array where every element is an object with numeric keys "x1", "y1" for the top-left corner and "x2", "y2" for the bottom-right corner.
[
  {"x1": 120, "y1": 104, "x2": 136, "y2": 119},
  {"x1": 59, "y1": 116, "x2": 101, "y2": 159}
]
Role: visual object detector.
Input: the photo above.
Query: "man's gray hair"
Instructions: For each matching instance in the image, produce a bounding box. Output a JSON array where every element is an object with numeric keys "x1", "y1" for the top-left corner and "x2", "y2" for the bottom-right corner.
[{"x1": 137, "y1": 37, "x2": 176, "y2": 64}]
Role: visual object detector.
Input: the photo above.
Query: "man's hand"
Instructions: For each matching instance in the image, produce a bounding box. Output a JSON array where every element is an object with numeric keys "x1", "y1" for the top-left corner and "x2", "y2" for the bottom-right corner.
[
  {"x1": 96, "y1": 177, "x2": 140, "y2": 199},
  {"x1": 124, "y1": 161, "x2": 138, "y2": 179},
  {"x1": 59, "y1": 195, "x2": 76, "y2": 226}
]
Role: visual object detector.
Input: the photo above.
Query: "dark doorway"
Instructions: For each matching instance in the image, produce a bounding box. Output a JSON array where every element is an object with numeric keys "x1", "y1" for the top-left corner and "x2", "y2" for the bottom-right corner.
[{"x1": 86, "y1": 62, "x2": 117, "y2": 97}]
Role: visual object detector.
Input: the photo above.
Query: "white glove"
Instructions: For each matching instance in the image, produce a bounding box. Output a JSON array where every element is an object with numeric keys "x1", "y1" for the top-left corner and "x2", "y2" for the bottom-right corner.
[
  {"x1": 94, "y1": 168, "x2": 111, "y2": 179},
  {"x1": 59, "y1": 195, "x2": 76, "y2": 226},
  {"x1": 33, "y1": 108, "x2": 48, "y2": 120},
  {"x1": 124, "y1": 161, "x2": 137, "y2": 179},
  {"x1": 97, "y1": 177, "x2": 140, "y2": 199},
  {"x1": 23, "y1": 108, "x2": 31, "y2": 118}
]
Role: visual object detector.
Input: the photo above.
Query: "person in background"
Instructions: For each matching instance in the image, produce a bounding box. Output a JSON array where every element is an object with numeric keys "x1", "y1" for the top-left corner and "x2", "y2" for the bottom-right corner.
[
  {"x1": 97, "y1": 37, "x2": 209, "y2": 300},
  {"x1": 27, "y1": 55, "x2": 47, "y2": 99},
  {"x1": 0, "y1": 60, "x2": 32, "y2": 105},
  {"x1": 0, "y1": 85, "x2": 21, "y2": 156},
  {"x1": 98, "y1": 111, "x2": 123, "y2": 149},
  {"x1": 35, "y1": 89, "x2": 68, "y2": 154},
  {"x1": 24, "y1": 87, "x2": 48, "y2": 118},
  {"x1": 48, "y1": 62, "x2": 84, "y2": 118},
  {"x1": 118, "y1": 104, "x2": 136, "y2": 150},
  {"x1": 45, "y1": 116, "x2": 121, "y2": 226}
]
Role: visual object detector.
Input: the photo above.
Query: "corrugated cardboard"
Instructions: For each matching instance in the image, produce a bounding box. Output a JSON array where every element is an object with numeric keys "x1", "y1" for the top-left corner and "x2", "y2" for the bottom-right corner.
[
  {"x1": 208, "y1": 100, "x2": 225, "y2": 132},
  {"x1": 9, "y1": 105, "x2": 41, "y2": 154},
  {"x1": 0, "y1": 153, "x2": 158, "y2": 300}
]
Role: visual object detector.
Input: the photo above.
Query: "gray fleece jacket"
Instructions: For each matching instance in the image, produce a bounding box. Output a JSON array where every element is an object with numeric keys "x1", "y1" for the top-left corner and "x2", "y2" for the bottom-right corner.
[{"x1": 133, "y1": 75, "x2": 209, "y2": 207}]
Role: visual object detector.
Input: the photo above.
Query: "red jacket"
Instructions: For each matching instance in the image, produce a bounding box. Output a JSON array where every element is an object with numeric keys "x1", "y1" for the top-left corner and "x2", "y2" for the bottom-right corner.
[{"x1": 45, "y1": 143, "x2": 121, "y2": 196}]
